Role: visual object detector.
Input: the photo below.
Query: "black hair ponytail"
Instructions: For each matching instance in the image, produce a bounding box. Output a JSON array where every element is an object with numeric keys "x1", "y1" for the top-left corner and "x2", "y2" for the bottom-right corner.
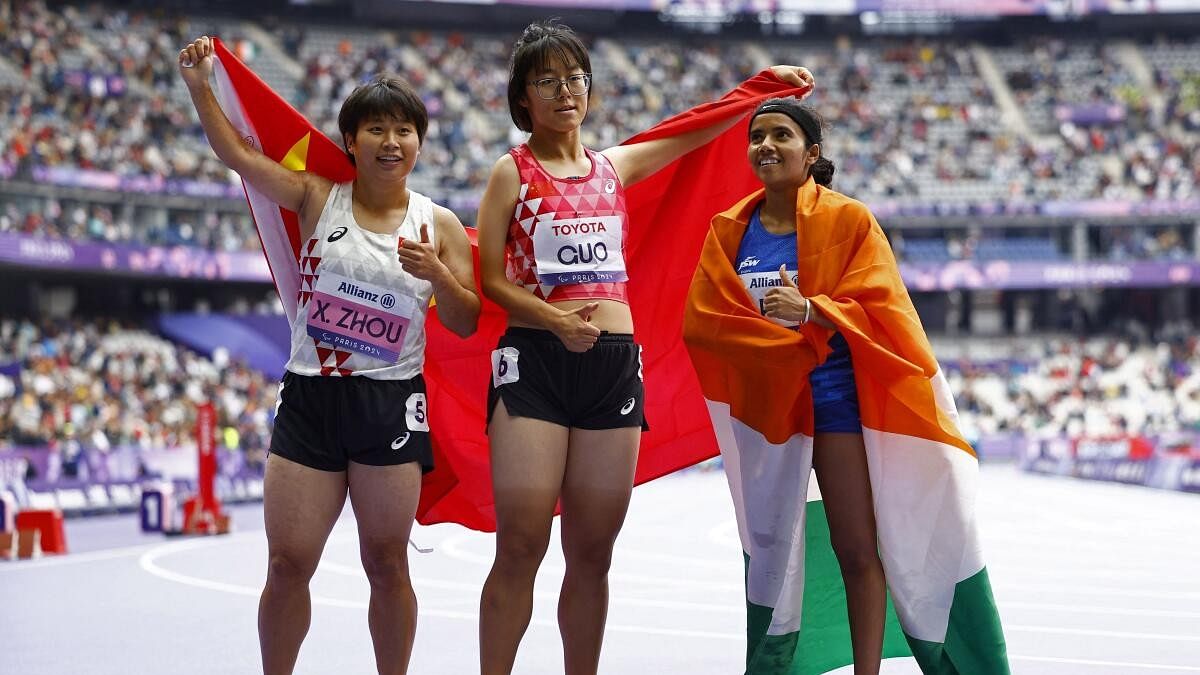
[{"x1": 810, "y1": 157, "x2": 835, "y2": 187}]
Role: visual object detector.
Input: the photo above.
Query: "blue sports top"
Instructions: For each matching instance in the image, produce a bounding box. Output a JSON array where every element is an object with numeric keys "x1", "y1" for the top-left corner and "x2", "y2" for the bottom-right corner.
[{"x1": 734, "y1": 204, "x2": 853, "y2": 369}]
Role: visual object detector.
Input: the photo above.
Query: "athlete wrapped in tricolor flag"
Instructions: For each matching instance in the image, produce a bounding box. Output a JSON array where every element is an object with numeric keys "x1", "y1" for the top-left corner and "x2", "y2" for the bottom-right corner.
[{"x1": 684, "y1": 173, "x2": 1010, "y2": 673}]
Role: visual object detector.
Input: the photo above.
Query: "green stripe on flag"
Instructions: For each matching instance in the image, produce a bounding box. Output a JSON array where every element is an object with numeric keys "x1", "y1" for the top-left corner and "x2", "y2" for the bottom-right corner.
[
  {"x1": 904, "y1": 567, "x2": 1010, "y2": 675},
  {"x1": 744, "y1": 500, "x2": 911, "y2": 674}
]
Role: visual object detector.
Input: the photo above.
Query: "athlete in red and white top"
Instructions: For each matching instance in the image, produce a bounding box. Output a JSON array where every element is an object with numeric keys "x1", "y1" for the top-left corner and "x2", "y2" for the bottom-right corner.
[
  {"x1": 474, "y1": 20, "x2": 814, "y2": 675},
  {"x1": 503, "y1": 143, "x2": 630, "y2": 304}
]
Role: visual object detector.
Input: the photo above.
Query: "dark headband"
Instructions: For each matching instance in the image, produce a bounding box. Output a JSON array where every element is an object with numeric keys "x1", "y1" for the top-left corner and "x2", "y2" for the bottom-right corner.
[{"x1": 749, "y1": 101, "x2": 822, "y2": 146}]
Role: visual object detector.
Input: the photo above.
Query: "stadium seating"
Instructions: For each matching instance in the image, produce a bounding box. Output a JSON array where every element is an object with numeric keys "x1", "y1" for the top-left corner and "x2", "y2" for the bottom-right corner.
[{"x1": 2, "y1": 3, "x2": 1197, "y2": 254}]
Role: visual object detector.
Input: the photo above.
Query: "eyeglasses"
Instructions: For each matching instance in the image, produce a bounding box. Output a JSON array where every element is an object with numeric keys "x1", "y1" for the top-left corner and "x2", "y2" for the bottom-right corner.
[{"x1": 528, "y1": 73, "x2": 592, "y2": 100}]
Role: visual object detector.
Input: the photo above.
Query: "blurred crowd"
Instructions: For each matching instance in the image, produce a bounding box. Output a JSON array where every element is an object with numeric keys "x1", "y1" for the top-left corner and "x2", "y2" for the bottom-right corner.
[
  {"x1": 0, "y1": 198, "x2": 257, "y2": 251},
  {"x1": 1, "y1": 1, "x2": 1198, "y2": 253},
  {"x1": 0, "y1": 317, "x2": 275, "y2": 476},
  {"x1": 1, "y1": 2, "x2": 229, "y2": 183},
  {"x1": 1, "y1": 3, "x2": 1199, "y2": 476},
  {"x1": 947, "y1": 334, "x2": 1200, "y2": 442},
  {"x1": 3, "y1": 314, "x2": 1197, "y2": 476}
]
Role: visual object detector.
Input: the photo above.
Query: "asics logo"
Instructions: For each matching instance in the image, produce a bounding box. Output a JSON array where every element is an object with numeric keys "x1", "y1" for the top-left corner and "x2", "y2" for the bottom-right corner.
[
  {"x1": 620, "y1": 398, "x2": 636, "y2": 415},
  {"x1": 328, "y1": 226, "x2": 348, "y2": 242},
  {"x1": 738, "y1": 256, "x2": 760, "y2": 272},
  {"x1": 391, "y1": 433, "x2": 410, "y2": 450}
]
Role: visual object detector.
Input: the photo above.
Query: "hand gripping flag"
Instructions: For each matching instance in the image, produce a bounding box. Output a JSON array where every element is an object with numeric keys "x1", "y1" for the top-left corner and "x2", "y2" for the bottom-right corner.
[
  {"x1": 683, "y1": 179, "x2": 1010, "y2": 673},
  {"x1": 209, "y1": 38, "x2": 811, "y2": 530}
]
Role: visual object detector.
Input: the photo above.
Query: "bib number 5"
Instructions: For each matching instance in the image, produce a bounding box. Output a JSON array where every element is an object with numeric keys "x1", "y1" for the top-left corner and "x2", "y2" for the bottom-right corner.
[{"x1": 405, "y1": 393, "x2": 429, "y2": 432}]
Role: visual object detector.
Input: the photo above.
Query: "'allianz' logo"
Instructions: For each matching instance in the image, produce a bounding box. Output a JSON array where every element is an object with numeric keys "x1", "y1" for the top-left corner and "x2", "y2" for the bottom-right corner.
[{"x1": 338, "y1": 281, "x2": 380, "y2": 303}]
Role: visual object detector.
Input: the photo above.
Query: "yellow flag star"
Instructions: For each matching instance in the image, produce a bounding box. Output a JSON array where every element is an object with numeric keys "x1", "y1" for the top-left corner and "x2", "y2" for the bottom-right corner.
[{"x1": 279, "y1": 132, "x2": 311, "y2": 171}]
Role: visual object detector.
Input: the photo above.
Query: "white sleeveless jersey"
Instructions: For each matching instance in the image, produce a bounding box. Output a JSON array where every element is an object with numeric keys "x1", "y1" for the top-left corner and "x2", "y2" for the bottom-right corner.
[{"x1": 286, "y1": 182, "x2": 436, "y2": 380}]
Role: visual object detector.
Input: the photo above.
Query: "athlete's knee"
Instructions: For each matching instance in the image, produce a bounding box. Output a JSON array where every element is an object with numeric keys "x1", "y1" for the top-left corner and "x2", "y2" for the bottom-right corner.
[
  {"x1": 562, "y1": 536, "x2": 616, "y2": 576},
  {"x1": 495, "y1": 528, "x2": 552, "y2": 572},
  {"x1": 831, "y1": 540, "x2": 882, "y2": 579},
  {"x1": 361, "y1": 544, "x2": 412, "y2": 591},
  {"x1": 266, "y1": 550, "x2": 320, "y2": 586}
]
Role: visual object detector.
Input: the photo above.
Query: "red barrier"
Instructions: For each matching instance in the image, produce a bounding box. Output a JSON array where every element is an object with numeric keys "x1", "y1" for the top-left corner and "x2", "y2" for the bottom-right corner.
[
  {"x1": 14, "y1": 509, "x2": 67, "y2": 555},
  {"x1": 183, "y1": 402, "x2": 228, "y2": 535}
]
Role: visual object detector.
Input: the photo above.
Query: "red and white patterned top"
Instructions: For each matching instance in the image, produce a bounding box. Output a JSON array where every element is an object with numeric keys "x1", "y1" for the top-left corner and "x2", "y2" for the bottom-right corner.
[{"x1": 505, "y1": 144, "x2": 630, "y2": 304}]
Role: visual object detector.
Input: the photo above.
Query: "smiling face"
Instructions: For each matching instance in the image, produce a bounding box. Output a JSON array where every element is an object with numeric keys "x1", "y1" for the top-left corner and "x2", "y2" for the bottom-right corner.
[
  {"x1": 336, "y1": 75, "x2": 428, "y2": 179},
  {"x1": 747, "y1": 112, "x2": 820, "y2": 190},
  {"x1": 344, "y1": 115, "x2": 421, "y2": 180}
]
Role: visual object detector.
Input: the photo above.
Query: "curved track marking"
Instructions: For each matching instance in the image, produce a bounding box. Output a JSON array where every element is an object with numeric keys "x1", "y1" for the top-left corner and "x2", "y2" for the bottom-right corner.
[{"x1": 137, "y1": 537, "x2": 745, "y2": 639}]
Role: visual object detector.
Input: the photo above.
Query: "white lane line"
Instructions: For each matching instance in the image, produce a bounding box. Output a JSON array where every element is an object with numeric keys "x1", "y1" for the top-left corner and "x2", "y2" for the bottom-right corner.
[
  {"x1": 140, "y1": 539, "x2": 745, "y2": 639},
  {"x1": 1011, "y1": 655, "x2": 1200, "y2": 672},
  {"x1": 321, "y1": 559, "x2": 744, "y2": 614},
  {"x1": 444, "y1": 533, "x2": 1200, "y2": 599},
  {"x1": 441, "y1": 534, "x2": 745, "y2": 592},
  {"x1": 322, "y1": 558, "x2": 1200, "y2": 623},
  {"x1": 615, "y1": 547, "x2": 736, "y2": 571},
  {"x1": 319, "y1": 559, "x2": 481, "y2": 592},
  {"x1": 140, "y1": 539, "x2": 322, "y2": 602},
  {"x1": 996, "y1": 582, "x2": 1200, "y2": 601},
  {"x1": 989, "y1": 566, "x2": 1200, "y2": 585},
  {"x1": 983, "y1": 535, "x2": 1200, "y2": 558},
  {"x1": 707, "y1": 520, "x2": 740, "y2": 547},
  {"x1": 0, "y1": 543, "x2": 163, "y2": 570},
  {"x1": 1008, "y1": 624, "x2": 1200, "y2": 642},
  {"x1": 1000, "y1": 601, "x2": 1200, "y2": 620}
]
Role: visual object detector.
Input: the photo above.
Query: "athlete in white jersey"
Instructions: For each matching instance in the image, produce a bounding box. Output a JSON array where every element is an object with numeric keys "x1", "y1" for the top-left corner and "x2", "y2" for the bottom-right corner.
[
  {"x1": 285, "y1": 181, "x2": 437, "y2": 380},
  {"x1": 179, "y1": 36, "x2": 479, "y2": 675}
]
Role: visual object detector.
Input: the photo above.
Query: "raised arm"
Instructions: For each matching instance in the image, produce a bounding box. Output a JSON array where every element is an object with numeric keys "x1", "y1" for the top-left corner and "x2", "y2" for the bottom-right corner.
[
  {"x1": 601, "y1": 66, "x2": 815, "y2": 188},
  {"x1": 476, "y1": 155, "x2": 601, "y2": 352},
  {"x1": 178, "y1": 36, "x2": 330, "y2": 239}
]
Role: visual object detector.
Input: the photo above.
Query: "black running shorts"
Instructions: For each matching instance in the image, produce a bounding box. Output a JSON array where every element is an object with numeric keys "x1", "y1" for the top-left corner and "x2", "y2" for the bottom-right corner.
[
  {"x1": 487, "y1": 327, "x2": 648, "y2": 431},
  {"x1": 269, "y1": 371, "x2": 434, "y2": 473}
]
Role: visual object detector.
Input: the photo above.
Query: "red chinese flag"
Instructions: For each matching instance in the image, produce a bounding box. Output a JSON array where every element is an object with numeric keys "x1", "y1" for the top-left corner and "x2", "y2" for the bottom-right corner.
[{"x1": 211, "y1": 38, "x2": 807, "y2": 531}]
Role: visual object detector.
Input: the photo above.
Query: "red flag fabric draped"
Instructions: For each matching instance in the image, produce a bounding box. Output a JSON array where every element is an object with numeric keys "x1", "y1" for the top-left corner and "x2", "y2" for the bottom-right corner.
[
  {"x1": 210, "y1": 39, "x2": 354, "y2": 326},
  {"x1": 211, "y1": 37, "x2": 808, "y2": 531},
  {"x1": 616, "y1": 72, "x2": 813, "y2": 486},
  {"x1": 423, "y1": 71, "x2": 812, "y2": 530}
]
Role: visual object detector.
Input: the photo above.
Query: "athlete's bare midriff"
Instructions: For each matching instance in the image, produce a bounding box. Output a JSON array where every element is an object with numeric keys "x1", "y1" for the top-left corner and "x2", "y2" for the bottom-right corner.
[{"x1": 509, "y1": 297, "x2": 634, "y2": 334}]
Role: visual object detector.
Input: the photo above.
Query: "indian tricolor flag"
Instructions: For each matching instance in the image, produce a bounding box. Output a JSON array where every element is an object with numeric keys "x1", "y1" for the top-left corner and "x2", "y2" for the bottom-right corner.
[{"x1": 684, "y1": 181, "x2": 1010, "y2": 674}]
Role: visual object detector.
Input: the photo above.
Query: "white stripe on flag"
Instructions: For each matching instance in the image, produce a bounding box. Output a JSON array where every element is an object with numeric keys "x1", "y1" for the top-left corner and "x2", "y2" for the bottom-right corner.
[
  {"x1": 211, "y1": 55, "x2": 301, "y2": 325},
  {"x1": 863, "y1": 424, "x2": 984, "y2": 643},
  {"x1": 706, "y1": 399, "x2": 813, "y2": 635}
]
